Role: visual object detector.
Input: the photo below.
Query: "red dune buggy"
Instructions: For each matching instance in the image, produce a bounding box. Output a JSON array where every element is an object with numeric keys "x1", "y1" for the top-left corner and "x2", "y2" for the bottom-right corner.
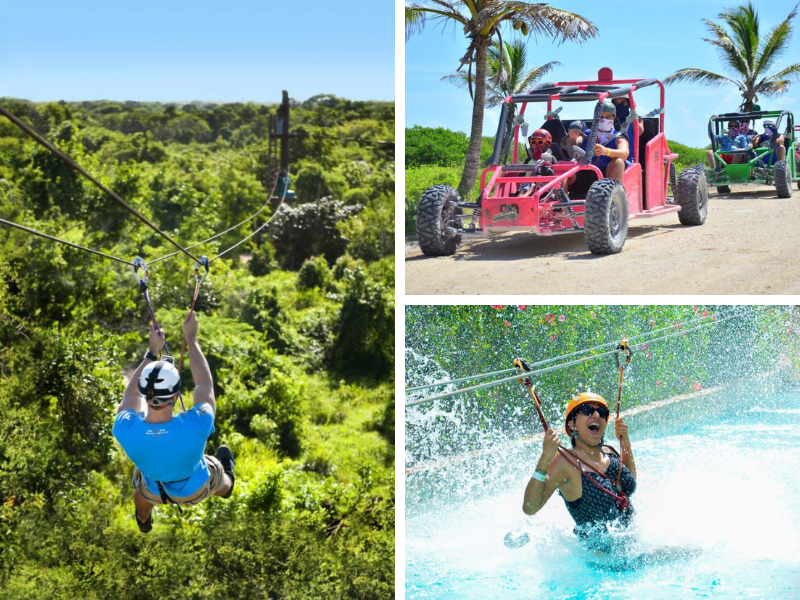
[{"x1": 416, "y1": 68, "x2": 708, "y2": 256}]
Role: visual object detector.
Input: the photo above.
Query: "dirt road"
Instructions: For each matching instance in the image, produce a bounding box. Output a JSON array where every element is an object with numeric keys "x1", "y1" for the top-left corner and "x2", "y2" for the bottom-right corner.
[{"x1": 405, "y1": 185, "x2": 800, "y2": 295}]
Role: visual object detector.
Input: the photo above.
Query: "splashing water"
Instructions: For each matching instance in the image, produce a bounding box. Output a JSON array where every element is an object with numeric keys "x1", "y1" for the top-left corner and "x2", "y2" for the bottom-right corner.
[{"x1": 405, "y1": 306, "x2": 800, "y2": 598}]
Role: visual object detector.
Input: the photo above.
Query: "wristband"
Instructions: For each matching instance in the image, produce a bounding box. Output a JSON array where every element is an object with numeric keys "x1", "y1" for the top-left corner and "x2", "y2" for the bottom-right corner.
[
  {"x1": 606, "y1": 148, "x2": 611, "y2": 157},
  {"x1": 532, "y1": 468, "x2": 548, "y2": 482},
  {"x1": 144, "y1": 350, "x2": 159, "y2": 361}
]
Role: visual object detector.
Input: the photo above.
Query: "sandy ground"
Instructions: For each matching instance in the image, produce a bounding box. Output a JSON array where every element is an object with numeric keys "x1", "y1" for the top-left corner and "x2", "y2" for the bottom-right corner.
[{"x1": 405, "y1": 184, "x2": 800, "y2": 295}]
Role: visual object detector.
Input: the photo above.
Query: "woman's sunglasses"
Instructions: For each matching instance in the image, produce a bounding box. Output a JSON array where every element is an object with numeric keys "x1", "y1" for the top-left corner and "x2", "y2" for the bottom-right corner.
[{"x1": 577, "y1": 403, "x2": 609, "y2": 420}]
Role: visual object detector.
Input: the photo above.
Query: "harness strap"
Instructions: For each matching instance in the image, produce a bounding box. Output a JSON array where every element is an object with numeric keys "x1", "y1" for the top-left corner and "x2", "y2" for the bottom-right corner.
[
  {"x1": 156, "y1": 481, "x2": 184, "y2": 513},
  {"x1": 557, "y1": 446, "x2": 630, "y2": 511}
]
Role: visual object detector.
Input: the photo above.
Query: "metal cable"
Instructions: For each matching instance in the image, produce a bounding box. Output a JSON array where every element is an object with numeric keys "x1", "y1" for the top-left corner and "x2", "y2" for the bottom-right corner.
[
  {"x1": 405, "y1": 306, "x2": 763, "y2": 408},
  {"x1": 0, "y1": 216, "x2": 135, "y2": 266},
  {"x1": 208, "y1": 184, "x2": 289, "y2": 263},
  {"x1": 0, "y1": 104, "x2": 199, "y2": 263},
  {"x1": 406, "y1": 307, "x2": 754, "y2": 393}
]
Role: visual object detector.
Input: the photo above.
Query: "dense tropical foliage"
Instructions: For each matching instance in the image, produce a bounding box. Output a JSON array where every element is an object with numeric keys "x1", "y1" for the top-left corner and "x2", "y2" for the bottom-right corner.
[
  {"x1": 665, "y1": 2, "x2": 800, "y2": 112},
  {"x1": 0, "y1": 95, "x2": 394, "y2": 597}
]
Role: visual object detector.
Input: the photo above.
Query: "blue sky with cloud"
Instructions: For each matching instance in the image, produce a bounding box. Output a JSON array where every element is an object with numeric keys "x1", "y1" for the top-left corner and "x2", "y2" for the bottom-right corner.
[
  {"x1": 406, "y1": 0, "x2": 800, "y2": 148},
  {"x1": 0, "y1": 0, "x2": 394, "y2": 103}
]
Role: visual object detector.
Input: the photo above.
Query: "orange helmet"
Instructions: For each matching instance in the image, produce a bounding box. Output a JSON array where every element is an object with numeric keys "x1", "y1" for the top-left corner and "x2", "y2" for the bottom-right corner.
[
  {"x1": 529, "y1": 129, "x2": 552, "y2": 146},
  {"x1": 564, "y1": 392, "x2": 609, "y2": 432}
]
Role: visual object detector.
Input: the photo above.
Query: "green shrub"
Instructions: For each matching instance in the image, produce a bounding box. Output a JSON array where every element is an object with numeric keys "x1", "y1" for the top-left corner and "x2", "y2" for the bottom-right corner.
[{"x1": 298, "y1": 255, "x2": 332, "y2": 289}]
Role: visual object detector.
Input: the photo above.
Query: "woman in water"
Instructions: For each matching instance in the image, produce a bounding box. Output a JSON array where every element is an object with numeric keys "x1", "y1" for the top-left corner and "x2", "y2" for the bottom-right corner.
[{"x1": 522, "y1": 393, "x2": 636, "y2": 543}]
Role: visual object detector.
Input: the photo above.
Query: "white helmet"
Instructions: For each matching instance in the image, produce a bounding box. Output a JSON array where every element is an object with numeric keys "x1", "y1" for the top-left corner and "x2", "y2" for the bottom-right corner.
[{"x1": 138, "y1": 356, "x2": 180, "y2": 407}]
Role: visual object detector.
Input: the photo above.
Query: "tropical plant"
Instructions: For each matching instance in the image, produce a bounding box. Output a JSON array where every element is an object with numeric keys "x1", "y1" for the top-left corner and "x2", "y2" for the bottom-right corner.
[
  {"x1": 405, "y1": 1, "x2": 596, "y2": 198},
  {"x1": 442, "y1": 38, "x2": 561, "y2": 117},
  {"x1": 665, "y1": 2, "x2": 800, "y2": 112}
]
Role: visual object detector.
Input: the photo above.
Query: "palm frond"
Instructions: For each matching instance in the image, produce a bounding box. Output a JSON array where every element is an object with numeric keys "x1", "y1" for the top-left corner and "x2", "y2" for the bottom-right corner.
[
  {"x1": 405, "y1": 3, "x2": 468, "y2": 41},
  {"x1": 664, "y1": 68, "x2": 738, "y2": 89},
  {"x1": 701, "y1": 36, "x2": 750, "y2": 79},
  {"x1": 754, "y1": 3, "x2": 798, "y2": 77},
  {"x1": 767, "y1": 61, "x2": 800, "y2": 81},
  {"x1": 719, "y1": 2, "x2": 759, "y2": 74},
  {"x1": 517, "y1": 60, "x2": 562, "y2": 93},
  {"x1": 484, "y1": 4, "x2": 597, "y2": 45}
]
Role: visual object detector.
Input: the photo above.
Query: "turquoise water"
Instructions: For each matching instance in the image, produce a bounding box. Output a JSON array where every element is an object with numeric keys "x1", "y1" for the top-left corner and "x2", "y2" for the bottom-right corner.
[{"x1": 405, "y1": 383, "x2": 800, "y2": 598}]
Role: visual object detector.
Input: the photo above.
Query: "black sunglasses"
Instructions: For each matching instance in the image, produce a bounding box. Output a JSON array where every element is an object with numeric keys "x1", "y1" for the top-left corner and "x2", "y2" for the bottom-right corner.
[{"x1": 577, "y1": 403, "x2": 609, "y2": 420}]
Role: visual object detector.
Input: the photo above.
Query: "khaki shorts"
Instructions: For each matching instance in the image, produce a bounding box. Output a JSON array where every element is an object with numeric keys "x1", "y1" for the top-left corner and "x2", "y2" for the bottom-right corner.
[{"x1": 132, "y1": 455, "x2": 227, "y2": 506}]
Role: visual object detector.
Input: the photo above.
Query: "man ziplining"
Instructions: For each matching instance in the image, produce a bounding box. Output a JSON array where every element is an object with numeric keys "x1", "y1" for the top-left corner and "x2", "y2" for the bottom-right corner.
[{"x1": 112, "y1": 311, "x2": 235, "y2": 533}]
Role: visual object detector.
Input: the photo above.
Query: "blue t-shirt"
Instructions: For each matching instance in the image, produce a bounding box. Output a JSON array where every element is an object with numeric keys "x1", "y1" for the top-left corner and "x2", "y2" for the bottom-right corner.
[{"x1": 113, "y1": 404, "x2": 215, "y2": 498}]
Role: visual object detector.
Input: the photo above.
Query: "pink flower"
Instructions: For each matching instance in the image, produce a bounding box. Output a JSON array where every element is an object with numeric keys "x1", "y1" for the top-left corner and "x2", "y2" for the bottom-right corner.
[
  {"x1": 503, "y1": 320, "x2": 512, "y2": 327},
  {"x1": 590, "y1": 311, "x2": 595, "y2": 318},
  {"x1": 646, "y1": 353, "x2": 652, "y2": 359},
  {"x1": 703, "y1": 310, "x2": 709, "y2": 317},
  {"x1": 559, "y1": 315, "x2": 566, "y2": 322},
  {"x1": 656, "y1": 380, "x2": 662, "y2": 387},
  {"x1": 491, "y1": 305, "x2": 504, "y2": 310},
  {"x1": 682, "y1": 377, "x2": 687, "y2": 383},
  {"x1": 642, "y1": 343, "x2": 648, "y2": 350},
  {"x1": 650, "y1": 319, "x2": 655, "y2": 326},
  {"x1": 712, "y1": 315, "x2": 716, "y2": 321},
  {"x1": 550, "y1": 334, "x2": 556, "y2": 342},
  {"x1": 693, "y1": 306, "x2": 698, "y2": 312},
  {"x1": 518, "y1": 305, "x2": 527, "y2": 310},
  {"x1": 693, "y1": 382, "x2": 702, "y2": 391}
]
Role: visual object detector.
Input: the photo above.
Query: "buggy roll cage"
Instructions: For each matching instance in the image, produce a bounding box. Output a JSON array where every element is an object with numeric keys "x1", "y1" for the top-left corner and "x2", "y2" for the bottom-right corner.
[
  {"x1": 707, "y1": 110, "x2": 795, "y2": 154},
  {"x1": 488, "y1": 75, "x2": 665, "y2": 167}
]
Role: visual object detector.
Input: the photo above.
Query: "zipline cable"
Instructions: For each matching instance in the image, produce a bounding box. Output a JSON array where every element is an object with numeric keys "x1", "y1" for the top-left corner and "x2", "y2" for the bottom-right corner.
[
  {"x1": 0, "y1": 216, "x2": 135, "y2": 266},
  {"x1": 405, "y1": 307, "x2": 764, "y2": 408},
  {"x1": 406, "y1": 307, "x2": 754, "y2": 393},
  {"x1": 0, "y1": 104, "x2": 200, "y2": 263},
  {"x1": 208, "y1": 183, "x2": 289, "y2": 263}
]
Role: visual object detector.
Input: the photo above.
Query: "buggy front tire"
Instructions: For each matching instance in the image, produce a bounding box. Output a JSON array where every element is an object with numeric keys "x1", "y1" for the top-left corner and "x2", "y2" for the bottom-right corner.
[
  {"x1": 675, "y1": 164, "x2": 708, "y2": 226},
  {"x1": 775, "y1": 161, "x2": 793, "y2": 198},
  {"x1": 583, "y1": 178, "x2": 629, "y2": 255},
  {"x1": 416, "y1": 185, "x2": 462, "y2": 256}
]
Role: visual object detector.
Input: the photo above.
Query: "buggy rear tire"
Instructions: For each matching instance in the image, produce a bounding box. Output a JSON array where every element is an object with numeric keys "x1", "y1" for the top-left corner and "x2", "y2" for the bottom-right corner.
[
  {"x1": 583, "y1": 178, "x2": 628, "y2": 255},
  {"x1": 716, "y1": 185, "x2": 731, "y2": 193},
  {"x1": 675, "y1": 164, "x2": 708, "y2": 226},
  {"x1": 416, "y1": 185, "x2": 462, "y2": 256},
  {"x1": 775, "y1": 161, "x2": 793, "y2": 198}
]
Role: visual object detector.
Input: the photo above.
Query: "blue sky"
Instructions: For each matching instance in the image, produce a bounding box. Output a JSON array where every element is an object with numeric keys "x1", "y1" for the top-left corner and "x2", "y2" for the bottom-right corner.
[
  {"x1": 0, "y1": 0, "x2": 394, "y2": 103},
  {"x1": 406, "y1": 0, "x2": 800, "y2": 148}
]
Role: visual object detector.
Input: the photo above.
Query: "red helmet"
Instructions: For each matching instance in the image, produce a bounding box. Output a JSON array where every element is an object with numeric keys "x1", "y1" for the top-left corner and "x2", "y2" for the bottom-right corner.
[{"x1": 529, "y1": 129, "x2": 552, "y2": 145}]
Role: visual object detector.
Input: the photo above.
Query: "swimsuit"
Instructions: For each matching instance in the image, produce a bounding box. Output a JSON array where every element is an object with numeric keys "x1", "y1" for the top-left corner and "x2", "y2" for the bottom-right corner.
[{"x1": 558, "y1": 452, "x2": 636, "y2": 538}]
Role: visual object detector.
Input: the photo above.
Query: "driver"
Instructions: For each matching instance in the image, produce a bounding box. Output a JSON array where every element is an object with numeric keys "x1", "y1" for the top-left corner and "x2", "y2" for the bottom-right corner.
[{"x1": 517, "y1": 129, "x2": 555, "y2": 197}]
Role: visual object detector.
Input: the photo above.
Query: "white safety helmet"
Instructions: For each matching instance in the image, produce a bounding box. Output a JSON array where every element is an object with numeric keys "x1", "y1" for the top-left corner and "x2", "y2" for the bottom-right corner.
[{"x1": 138, "y1": 356, "x2": 181, "y2": 407}]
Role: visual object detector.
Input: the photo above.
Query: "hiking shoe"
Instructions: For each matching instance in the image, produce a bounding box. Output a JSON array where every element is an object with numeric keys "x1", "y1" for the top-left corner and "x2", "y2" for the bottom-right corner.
[
  {"x1": 135, "y1": 509, "x2": 153, "y2": 533},
  {"x1": 216, "y1": 445, "x2": 235, "y2": 499}
]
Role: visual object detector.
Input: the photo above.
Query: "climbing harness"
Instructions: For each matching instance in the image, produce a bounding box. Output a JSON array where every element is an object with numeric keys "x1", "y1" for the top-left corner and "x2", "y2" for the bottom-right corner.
[{"x1": 513, "y1": 356, "x2": 632, "y2": 513}]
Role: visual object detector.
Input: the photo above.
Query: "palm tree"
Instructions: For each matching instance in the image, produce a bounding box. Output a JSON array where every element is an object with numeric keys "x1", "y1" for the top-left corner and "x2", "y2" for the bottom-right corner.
[
  {"x1": 442, "y1": 38, "x2": 562, "y2": 114},
  {"x1": 665, "y1": 2, "x2": 800, "y2": 112},
  {"x1": 406, "y1": 2, "x2": 597, "y2": 198}
]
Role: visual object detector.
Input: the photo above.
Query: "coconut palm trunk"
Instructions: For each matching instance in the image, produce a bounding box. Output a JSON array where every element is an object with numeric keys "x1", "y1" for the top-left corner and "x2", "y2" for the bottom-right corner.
[{"x1": 458, "y1": 39, "x2": 490, "y2": 198}]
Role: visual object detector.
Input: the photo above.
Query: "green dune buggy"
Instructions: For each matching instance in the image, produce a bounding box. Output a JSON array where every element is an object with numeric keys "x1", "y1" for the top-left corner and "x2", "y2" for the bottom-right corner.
[{"x1": 706, "y1": 110, "x2": 798, "y2": 198}]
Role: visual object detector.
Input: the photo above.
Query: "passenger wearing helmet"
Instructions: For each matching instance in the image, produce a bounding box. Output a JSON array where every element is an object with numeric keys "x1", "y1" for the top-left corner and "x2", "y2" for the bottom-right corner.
[
  {"x1": 754, "y1": 119, "x2": 786, "y2": 163},
  {"x1": 527, "y1": 129, "x2": 553, "y2": 162},
  {"x1": 517, "y1": 129, "x2": 555, "y2": 197},
  {"x1": 707, "y1": 116, "x2": 750, "y2": 167},
  {"x1": 522, "y1": 392, "x2": 637, "y2": 540},
  {"x1": 112, "y1": 311, "x2": 235, "y2": 533},
  {"x1": 583, "y1": 100, "x2": 632, "y2": 184}
]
